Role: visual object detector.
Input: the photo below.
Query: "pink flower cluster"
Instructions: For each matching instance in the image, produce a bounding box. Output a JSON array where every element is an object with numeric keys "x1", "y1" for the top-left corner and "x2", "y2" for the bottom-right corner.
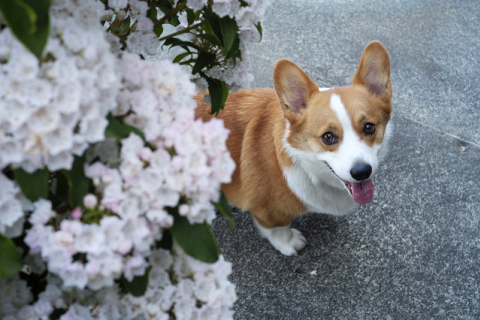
[
  {"x1": 0, "y1": 0, "x2": 271, "y2": 318},
  {"x1": 117, "y1": 53, "x2": 235, "y2": 223}
]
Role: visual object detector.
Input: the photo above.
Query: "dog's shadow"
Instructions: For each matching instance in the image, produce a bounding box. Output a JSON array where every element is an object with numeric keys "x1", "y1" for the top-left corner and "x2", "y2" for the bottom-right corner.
[{"x1": 212, "y1": 208, "x2": 348, "y2": 261}]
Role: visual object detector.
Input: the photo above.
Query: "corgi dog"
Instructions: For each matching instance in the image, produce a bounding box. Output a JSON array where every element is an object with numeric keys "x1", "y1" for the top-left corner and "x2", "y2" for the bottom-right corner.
[{"x1": 195, "y1": 41, "x2": 393, "y2": 256}]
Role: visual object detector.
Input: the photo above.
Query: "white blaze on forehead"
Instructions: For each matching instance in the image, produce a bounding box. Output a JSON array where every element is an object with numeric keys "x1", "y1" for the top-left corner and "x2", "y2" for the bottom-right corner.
[{"x1": 329, "y1": 94, "x2": 354, "y2": 134}]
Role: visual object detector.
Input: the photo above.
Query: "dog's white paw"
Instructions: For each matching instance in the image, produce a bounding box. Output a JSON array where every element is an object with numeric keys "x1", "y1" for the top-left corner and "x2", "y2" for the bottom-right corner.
[{"x1": 253, "y1": 220, "x2": 307, "y2": 256}]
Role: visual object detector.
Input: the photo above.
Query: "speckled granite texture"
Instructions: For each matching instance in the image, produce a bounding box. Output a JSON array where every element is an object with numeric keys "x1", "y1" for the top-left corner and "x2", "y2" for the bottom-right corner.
[{"x1": 211, "y1": 1, "x2": 480, "y2": 319}]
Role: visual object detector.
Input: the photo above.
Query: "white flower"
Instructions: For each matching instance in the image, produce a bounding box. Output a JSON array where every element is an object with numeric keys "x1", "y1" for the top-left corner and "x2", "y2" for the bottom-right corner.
[
  {"x1": 33, "y1": 299, "x2": 54, "y2": 318},
  {"x1": 150, "y1": 248, "x2": 174, "y2": 270},
  {"x1": 100, "y1": 217, "x2": 132, "y2": 254},
  {"x1": 16, "y1": 305, "x2": 37, "y2": 320},
  {"x1": 39, "y1": 281, "x2": 64, "y2": 309},
  {"x1": 42, "y1": 248, "x2": 71, "y2": 273},
  {"x1": 109, "y1": 0, "x2": 128, "y2": 10},
  {"x1": 44, "y1": 151, "x2": 74, "y2": 171},
  {"x1": 2, "y1": 100, "x2": 35, "y2": 131},
  {"x1": 23, "y1": 253, "x2": 46, "y2": 275},
  {"x1": 60, "y1": 303, "x2": 94, "y2": 320},
  {"x1": 0, "y1": 179, "x2": 23, "y2": 230},
  {"x1": 0, "y1": 0, "x2": 121, "y2": 172},
  {"x1": 29, "y1": 199, "x2": 53, "y2": 225},
  {"x1": 123, "y1": 254, "x2": 147, "y2": 281},
  {"x1": 83, "y1": 194, "x2": 98, "y2": 208},
  {"x1": 212, "y1": 0, "x2": 240, "y2": 18},
  {"x1": 122, "y1": 218, "x2": 152, "y2": 252},
  {"x1": 4, "y1": 49, "x2": 39, "y2": 81},
  {"x1": 60, "y1": 263, "x2": 88, "y2": 289},
  {"x1": 60, "y1": 219, "x2": 83, "y2": 236},
  {"x1": 186, "y1": 0, "x2": 207, "y2": 11},
  {"x1": 146, "y1": 209, "x2": 173, "y2": 228},
  {"x1": 0, "y1": 276, "x2": 32, "y2": 317},
  {"x1": 75, "y1": 224, "x2": 105, "y2": 254}
]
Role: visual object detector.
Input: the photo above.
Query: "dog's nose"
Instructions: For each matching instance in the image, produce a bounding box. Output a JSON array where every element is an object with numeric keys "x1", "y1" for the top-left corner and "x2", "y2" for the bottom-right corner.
[{"x1": 350, "y1": 163, "x2": 372, "y2": 181}]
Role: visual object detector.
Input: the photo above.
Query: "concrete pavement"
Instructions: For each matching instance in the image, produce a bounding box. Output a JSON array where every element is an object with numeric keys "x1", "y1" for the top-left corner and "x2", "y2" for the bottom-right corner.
[{"x1": 212, "y1": 0, "x2": 480, "y2": 319}]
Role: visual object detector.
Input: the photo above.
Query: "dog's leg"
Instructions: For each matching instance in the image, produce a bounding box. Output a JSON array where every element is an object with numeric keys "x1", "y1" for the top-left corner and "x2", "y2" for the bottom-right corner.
[{"x1": 252, "y1": 218, "x2": 306, "y2": 256}]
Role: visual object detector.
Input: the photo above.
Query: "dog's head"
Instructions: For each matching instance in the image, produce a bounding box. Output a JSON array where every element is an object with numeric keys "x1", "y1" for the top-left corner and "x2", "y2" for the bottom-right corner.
[{"x1": 275, "y1": 41, "x2": 393, "y2": 204}]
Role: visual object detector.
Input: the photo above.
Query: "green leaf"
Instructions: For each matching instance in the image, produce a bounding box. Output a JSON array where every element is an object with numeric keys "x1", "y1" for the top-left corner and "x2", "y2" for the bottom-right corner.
[
  {"x1": 13, "y1": 167, "x2": 48, "y2": 202},
  {"x1": 162, "y1": 37, "x2": 199, "y2": 52},
  {"x1": 205, "y1": 77, "x2": 229, "y2": 115},
  {"x1": 169, "y1": 14, "x2": 180, "y2": 27},
  {"x1": 0, "y1": 234, "x2": 22, "y2": 278},
  {"x1": 62, "y1": 155, "x2": 91, "y2": 208},
  {"x1": 172, "y1": 51, "x2": 190, "y2": 64},
  {"x1": 204, "y1": 13, "x2": 222, "y2": 45},
  {"x1": 121, "y1": 267, "x2": 151, "y2": 297},
  {"x1": 157, "y1": 0, "x2": 174, "y2": 15},
  {"x1": 226, "y1": 33, "x2": 240, "y2": 59},
  {"x1": 192, "y1": 51, "x2": 216, "y2": 75},
  {"x1": 51, "y1": 171, "x2": 69, "y2": 207},
  {"x1": 219, "y1": 16, "x2": 238, "y2": 56},
  {"x1": 255, "y1": 22, "x2": 263, "y2": 41},
  {"x1": 105, "y1": 113, "x2": 146, "y2": 142},
  {"x1": 156, "y1": 229, "x2": 173, "y2": 250},
  {"x1": 186, "y1": 8, "x2": 196, "y2": 25},
  {"x1": 0, "y1": 0, "x2": 51, "y2": 59},
  {"x1": 212, "y1": 191, "x2": 235, "y2": 231},
  {"x1": 153, "y1": 23, "x2": 163, "y2": 38},
  {"x1": 168, "y1": 207, "x2": 219, "y2": 263}
]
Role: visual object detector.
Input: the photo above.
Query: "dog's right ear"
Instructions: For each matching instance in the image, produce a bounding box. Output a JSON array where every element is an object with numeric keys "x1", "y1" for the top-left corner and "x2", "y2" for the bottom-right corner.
[
  {"x1": 273, "y1": 59, "x2": 318, "y2": 116},
  {"x1": 352, "y1": 41, "x2": 392, "y2": 102}
]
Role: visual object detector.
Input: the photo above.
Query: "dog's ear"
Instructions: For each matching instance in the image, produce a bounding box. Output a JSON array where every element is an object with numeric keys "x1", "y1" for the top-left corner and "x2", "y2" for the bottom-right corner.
[
  {"x1": 352, "y1": 41, "x2": 392, "y2": 101},
  {"x1": 273, "y1": 59, "x2": 318, "y2": 115}
]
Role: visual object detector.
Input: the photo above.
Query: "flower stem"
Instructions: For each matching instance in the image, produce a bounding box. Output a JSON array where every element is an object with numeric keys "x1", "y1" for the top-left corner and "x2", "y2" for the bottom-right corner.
[
  {"x1": 155, "y1": 0, "x2": 187, "y2": 27},
  {"x1": 158, "y1": 21, "x2": 206, "y2": 42}
]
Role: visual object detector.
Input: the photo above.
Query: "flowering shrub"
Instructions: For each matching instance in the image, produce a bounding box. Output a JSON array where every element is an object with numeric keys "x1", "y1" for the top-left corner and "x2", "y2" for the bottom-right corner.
[{"x1": 0, "y1": 0, "x2": 268, "y2": 319}]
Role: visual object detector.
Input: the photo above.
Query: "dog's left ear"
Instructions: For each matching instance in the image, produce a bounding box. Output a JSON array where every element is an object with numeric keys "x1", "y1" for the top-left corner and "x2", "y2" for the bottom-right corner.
[
  {"x1": 352, "y1": 41, "x2": 392, "y2": 101},
  {"x1": 273, "y1": 59, "x2": 319, "y2": 115}
]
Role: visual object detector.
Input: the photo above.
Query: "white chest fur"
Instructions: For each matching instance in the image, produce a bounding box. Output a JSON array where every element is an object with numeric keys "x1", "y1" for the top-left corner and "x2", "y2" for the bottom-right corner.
[
  {"x1": 281, "y1": 115, "x2": 358, "y2": 216},
  {"x1": 282, "y1": 164, "x2": 358, "y2": 216}
]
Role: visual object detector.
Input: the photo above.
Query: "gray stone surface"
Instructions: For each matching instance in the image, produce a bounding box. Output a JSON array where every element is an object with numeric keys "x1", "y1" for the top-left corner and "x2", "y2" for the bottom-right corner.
[{"x1": 212, "y1": 1, "x2": 480, "y2": 319}]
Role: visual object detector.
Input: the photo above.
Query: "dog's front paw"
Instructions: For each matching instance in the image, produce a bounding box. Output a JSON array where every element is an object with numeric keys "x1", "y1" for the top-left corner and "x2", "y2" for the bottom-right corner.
[
  {"x1": 270, "y1": 228, "x2": 307, "y2": 256},
  {"x1": 254, "y1": 221, "x2": 307, "y2": 256}
]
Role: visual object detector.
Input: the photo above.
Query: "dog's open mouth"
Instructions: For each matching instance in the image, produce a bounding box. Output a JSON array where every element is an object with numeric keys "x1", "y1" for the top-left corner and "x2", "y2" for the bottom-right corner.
[
  {"x1": 325, "y1": 163, "x2": 374, "y2": 205},
  {"x1": 340, "y1": 179, "x2": 374, "y2": 205}
]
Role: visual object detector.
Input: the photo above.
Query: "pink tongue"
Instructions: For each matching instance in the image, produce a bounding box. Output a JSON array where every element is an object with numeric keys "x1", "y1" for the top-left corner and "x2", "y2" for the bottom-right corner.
[{"x1": 351, "y1": 180, "x2": 374, "y2": 204}]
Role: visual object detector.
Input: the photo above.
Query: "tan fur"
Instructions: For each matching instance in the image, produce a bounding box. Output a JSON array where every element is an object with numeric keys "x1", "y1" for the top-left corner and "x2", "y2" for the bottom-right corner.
[
  {"x1": 194, "y1": 41, "x2": 392, "y2": 229},
  {"x1": 195, "y1": 89, "x2": 306, "y2": 228}
]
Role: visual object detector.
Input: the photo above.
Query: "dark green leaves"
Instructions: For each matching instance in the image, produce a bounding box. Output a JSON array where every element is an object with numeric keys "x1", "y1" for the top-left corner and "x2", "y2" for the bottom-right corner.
[
  {"x1": 206, "y1": 77, "x2": 229, "y2": 115},
  {"x1": 121, "y1": 267, "x2": 151, "y2": 297},
  {"x1": 105, "y1": 113, "x2": 146, "y2": 142},
  {"x1": 0, "y1": 0, "x2": 50, "y2": 59},
  {"x1": 162, "y1": 37, "x2": 199, "y2": 52},
  {"x1": 0, "y1": 234, "x2": 22, "y2": 278},
  {"x1": 212, "y1": 191, "x2": 235, "y2": 231},
  {"x1": 13, "y1": 168, "x2": 48, "y2": 202},
  {"x1": 255, "y1": 22, "x2": 263, "y2": 41},
  {"x1": 61, "y1": 155, "x2": 91, "y2": 208},
  {"x1": 204, "y1": 13, "x2": 240, "y2": 58},
  {"x1": 219, "y1": 16, "x2": 238, "y2": 57},
  {"x1": 192, "y1": 51, "x2": 216, "y2": 75},
  {"x1": 173, "y1": 51, "x2": 190, "y2": 64},
  {"x1": 169, "y1": 207, "x2": 219, "y2": 263}
]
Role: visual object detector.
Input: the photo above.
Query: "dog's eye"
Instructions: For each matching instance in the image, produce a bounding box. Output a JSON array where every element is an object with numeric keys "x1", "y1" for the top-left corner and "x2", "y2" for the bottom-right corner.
[
  {"x1": 322, "y1": 132, "x2": 337, "y2": 145},
  {"x1": 363, "y1": 123, "x2": 376, "y2": 135}
]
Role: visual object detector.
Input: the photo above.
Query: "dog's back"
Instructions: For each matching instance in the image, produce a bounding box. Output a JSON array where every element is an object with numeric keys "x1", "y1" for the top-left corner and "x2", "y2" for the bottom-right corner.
[{"x1": 194, "y1": 89, "x2": 307, "y2": 228}]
